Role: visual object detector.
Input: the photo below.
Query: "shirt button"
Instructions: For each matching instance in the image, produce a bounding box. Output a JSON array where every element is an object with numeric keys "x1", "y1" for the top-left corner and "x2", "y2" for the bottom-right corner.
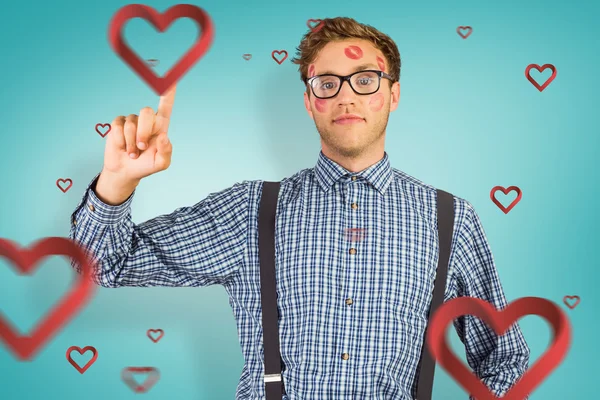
[
  {"x1": 73, "y1": 218, "x2": 76, "y2": 225},
  {"x1": 342, "y1": 353, "x2": 350, "y2": 360},
  {"x1": 351, "y1": 203, "x2": 358, "y2": 210},
  {"x1": 345, "y1": 298, "x2": 353, "y2": 305},
  {"x1": 349, "y1": 248, "x2": 356, "y2": 255},
  {"x1": 351, "y1": 176, "x2": 357, "y2": 181},
  {"x1": 88, "y1": 204, "x2": 95, "y2": 212}
]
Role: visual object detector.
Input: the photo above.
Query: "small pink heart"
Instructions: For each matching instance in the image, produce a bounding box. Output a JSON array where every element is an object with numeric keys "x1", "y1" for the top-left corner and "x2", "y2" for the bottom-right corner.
[
  {"x1": 95, "y1": 123, "x2": 111, "y2": 138},
  {"x1": 147, "y1": 329, "x2": 164, "y2": 343},
  {"x1": 306, "y1": 19, "x2": 324, "y2": 32},
  {"x1": 271, "y1": 50, "x2": 288, "y2": 65},
  {"x1": 456, "y1": 26, "x2": 472, "y2": 39},
  {"x1": 563, "y1": 295, "x2": 580, "y2": 310},
  {"x1": 490, "y1": 186, "x2": 522, "y2": 214},
  {"x1": 242, "y1": 53, "x2": 252, "y2": 61},
  {"x1": 56, "y1": 178, "x2": 73, "y2": 193}
]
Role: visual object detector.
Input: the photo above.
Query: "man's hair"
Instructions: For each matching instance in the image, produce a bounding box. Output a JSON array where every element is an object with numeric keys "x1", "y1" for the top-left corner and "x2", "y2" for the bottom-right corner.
[{"x1": 291, "y1": 17, "x2": 401, "y2": 96}]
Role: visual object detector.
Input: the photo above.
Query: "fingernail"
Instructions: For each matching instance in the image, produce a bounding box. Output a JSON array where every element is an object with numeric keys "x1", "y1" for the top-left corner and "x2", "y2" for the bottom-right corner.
[
  {"x1": 129, "y1": 153, "x2": 137, "y2": 159},
  {"x1": 137, "y1": 142, "x2": 146, "y2": 150}
]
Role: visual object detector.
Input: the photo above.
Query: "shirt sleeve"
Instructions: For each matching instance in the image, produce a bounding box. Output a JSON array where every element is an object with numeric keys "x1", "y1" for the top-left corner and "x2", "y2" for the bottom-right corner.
[
  {"x1": 448, "y1": 200, "x2": 531, "y2": 399},
  {"x1": 68, "y1": 172, "x2": 250, "y2": 288}
]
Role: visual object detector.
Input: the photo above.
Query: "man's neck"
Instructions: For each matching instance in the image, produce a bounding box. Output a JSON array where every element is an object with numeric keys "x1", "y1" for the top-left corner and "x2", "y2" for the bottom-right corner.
[{"x1": 322, "y1": 147, "x2": 385, "y2": 173}]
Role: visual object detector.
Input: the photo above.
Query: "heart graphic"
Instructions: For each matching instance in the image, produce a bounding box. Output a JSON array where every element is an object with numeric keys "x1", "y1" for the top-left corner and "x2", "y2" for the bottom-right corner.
[
  {"x1": 0, "y1": 237, "x2": 97, "y2": 360},
  {"x1": 108, "y1": 4, "x2": 215, "y2": 95},
  {"x1": 56, "y1": 178, "x2": 73, "y2": 193},
  {"x1": 122, "y1": 367, "x2": 160, "y2": 393},
  {"x1": 146, "y1": 58, "x2": 160, "y2": 67},
  {"x1": 242, "y1": 53, "x2": 252, "y2": 61},
  {"x1": 66, "y1": 345, "x2": 98, "y2": 374},
  {"x1": 147, "y1": 328, "x2": 164, "y2": 343},
  {"x1": 95, "y1": 123, "x2": 111, "y2": 138},
  {"x1": 427, "y1": 296, "x2": 571, "y2": 400},
  {"x1": 344, "y1": 228, "x2": 367, "y2": 243},
  {"x1": 525, "y1": 64, "x2": 557, "y2": 92},
  {"x1": 271, "y1": 50, "x2": 288, "y2": 65},
  {"x1": 563, "y1": 295, "x2": 580, "y2": 309},
  {"x1": 490, "y1": 186, "x2": 521, "y2": 214},
  {"x1": 456, "y1": 26, "x2": 472, "y2": 39},
  {"x1": 307, "y1": 19, "x2": 324, "y2": 33}
]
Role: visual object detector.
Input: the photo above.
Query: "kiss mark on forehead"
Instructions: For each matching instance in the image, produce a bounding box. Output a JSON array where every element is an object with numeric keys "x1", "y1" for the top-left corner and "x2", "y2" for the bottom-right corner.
[
  {"x1": 344, "y1": 45, "x2": 363, "y2": 60},
  {"x1": 314, "y1": 98, "x2": 327, "y2": 113},
  {"x1": 376, "y1": 56, "x2": 386, "y2": 72},
  {"x1": 308, "y1": 64, "x2": 316, "y2": 78}
]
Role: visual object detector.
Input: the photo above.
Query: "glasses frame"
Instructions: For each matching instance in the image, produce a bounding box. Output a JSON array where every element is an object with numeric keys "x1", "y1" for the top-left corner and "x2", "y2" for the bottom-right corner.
[{"x1": 304, "y1": 69, "x2": 394, "y2": 99}]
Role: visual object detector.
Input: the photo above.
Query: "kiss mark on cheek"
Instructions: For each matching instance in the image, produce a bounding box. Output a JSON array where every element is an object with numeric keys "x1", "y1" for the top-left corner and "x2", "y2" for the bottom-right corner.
[
  {"x1": 376, "y1": 56, "x2": 386, "y2": 72},
  {"x1": 308, "y1": 64, "x2": 316, "y2": 78},
  {"x1": 314, "y1": 98, "x2": 327, "y2": 113},
  {"x1": 369, "y1": 93, "x2": 384, "y2": 112},
  {"x1": 344, "y1": 45, "x2": 363, "y2": 60}
]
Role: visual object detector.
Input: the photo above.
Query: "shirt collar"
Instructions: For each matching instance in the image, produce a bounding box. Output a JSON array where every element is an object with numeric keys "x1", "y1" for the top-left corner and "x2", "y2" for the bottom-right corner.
[{"x1": 314, "y1": 150, "x2": 393, "y2": 195}]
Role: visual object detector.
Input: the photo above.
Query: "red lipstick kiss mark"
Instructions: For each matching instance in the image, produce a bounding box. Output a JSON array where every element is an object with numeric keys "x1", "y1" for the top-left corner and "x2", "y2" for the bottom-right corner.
[
  {"x1": 147, "y1": 329, "x2": 164, "y2": 343},
  {"x1": 0, "y1": 237, "x2": 97, "y2": 360},
  {"x1": 108, "y1": 4, "x2": 215, "y2": 96},
  {"x1": 456, "y1": 26, "x2": 473, "y2": 39},
  {"x1": 563, "y1": 295, "x2": 580, "y2": 309},
  {"x1": 344, "y1": 228, "x2": 367, "y2": 242},
  {"x1": 242, "y1": 53, "x2": 252, "y2": 60},
  {"x1": 525, "y1": 64, "x2": 557, "y2": 92},
  {"x1": 344, "y1": 45, "x2": 363, "y2": 60},
  {"x1": 307, "y1": 19, "x2": 324, "y2": 33},
  {"x1": 490, "y1": 186, "x2": 521, "y2": 214},
  {"x1": 95, "y1": 123, "x2": 111, "y2": 138},
  {"x1": 66, "y1": 345, "x2": 98, "y2": 374},
  {"x1": 369, "y1": 93, "x2": 384, "y2": 112},
  {"x1": 428, "y1": 296, "x2": 571, "y2": 400},
  {"x1": 271, "y1": 50, "x2": 288, "y2": 65},
  {"x1": 308, "y1": 64, "x2": 316, "y2": 78},
  {"x1": 56, "y1": 178, "x2": 73, "y2": 193},
  {"x1": 314, "y1": 98, "x2": 327, "y2": 113},
  {"x1": 376, "y1": 56, "x2": 386, "y2": 72},
  {"x1": 122, "y1": 367, "x2": 160, "y2": 393}
]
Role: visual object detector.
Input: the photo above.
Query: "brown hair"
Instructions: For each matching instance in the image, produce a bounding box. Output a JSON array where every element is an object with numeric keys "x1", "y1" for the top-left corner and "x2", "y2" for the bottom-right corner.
[{"x1": 291, "y1": 17, "x2": 401, "y2": 96}]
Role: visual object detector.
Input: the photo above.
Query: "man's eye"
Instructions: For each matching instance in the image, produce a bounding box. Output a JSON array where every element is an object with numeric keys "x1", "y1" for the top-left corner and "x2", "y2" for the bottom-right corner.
[{"x1": 321, "y1": 82, "x2": 336, "y2": 89}]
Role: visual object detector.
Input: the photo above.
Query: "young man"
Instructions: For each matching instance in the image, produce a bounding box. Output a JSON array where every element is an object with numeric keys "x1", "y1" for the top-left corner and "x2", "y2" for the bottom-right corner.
[{"x1": 69, "y1": 17, "x2": 530, "y2": 399}]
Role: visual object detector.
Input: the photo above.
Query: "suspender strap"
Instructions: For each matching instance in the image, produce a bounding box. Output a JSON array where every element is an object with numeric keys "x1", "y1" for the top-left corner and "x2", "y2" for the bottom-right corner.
[
  {"x1": 258, "y1": 181, "x2": 285, "y2": 399},
  {"x1": 415, "y1": 189, "x2": 455, "y2": 400}
]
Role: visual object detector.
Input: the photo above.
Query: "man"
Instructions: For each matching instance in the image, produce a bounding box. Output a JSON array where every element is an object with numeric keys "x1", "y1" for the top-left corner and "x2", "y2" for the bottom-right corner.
[{"x1": 69, "y1": 16, "x2": 530, "y2": 399}]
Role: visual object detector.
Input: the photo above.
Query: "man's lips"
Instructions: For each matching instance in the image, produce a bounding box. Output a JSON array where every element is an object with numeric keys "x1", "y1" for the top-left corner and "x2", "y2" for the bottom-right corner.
[{"x1": 334, "y1": 117, "x2": 364, "y2": 125}]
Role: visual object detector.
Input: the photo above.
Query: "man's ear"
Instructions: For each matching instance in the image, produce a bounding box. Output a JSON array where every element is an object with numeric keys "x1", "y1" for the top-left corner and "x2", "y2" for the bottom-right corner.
[
  {"x1": 304, "y1": 90, "x2": 314, "y2": 120},
  {"x1": 389, "y1": 81, "x2": 400, "y2": 112}
]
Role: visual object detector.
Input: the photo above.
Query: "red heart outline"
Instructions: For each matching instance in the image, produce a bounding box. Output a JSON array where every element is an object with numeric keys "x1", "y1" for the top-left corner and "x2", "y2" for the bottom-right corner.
[
  {"x1": 457, "y1": 26, "x2": 472, "y2": 39},
  {"x1": 271, "y1": 50, "x2": 288, "y2": 65},
  {"x1": 562, "y1": 295, "x2": 580, "y2": 309},
  {"x1": 0, "y1": 237, "x2": 96, "y2": 360},
  {"x1": 95, "y1": 123, "x2": 111, "y2": 137},
  {"x1": 122, "y1": 367, "x2": 160, "y2": 393},
  {"x1": 525, "y1": 64, "x2": 557, "y2": 92},
  {"x1": 427, "y1": 296, "x2": 571, "y2": 400},
  {"x1": 307, "y1": 19, "x2": 324, "y2": 33},
  {"x1": 490, "y1": 185, "x2": 522, "y2": 214},
  {"x1": 66, "y1": 345, "x2": 98, "y2": 374},
  {"x1": 56, "y1": 178, "x2": 73, "y2": 193},
  {"x1": 242, "y1": 53, "x2": 252, "y2": 61},
  {"x1": 146, "y1": 328, "x2": 164, "y2": 343},
  {"x1": 108, "y1": 4, "x2": 215, "y2": 95}
]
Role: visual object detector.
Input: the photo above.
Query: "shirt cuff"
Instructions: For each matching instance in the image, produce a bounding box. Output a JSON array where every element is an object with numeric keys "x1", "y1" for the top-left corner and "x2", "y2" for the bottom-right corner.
[{"x1": 81, "y1": 172, "x2": 136, "y2": 224}]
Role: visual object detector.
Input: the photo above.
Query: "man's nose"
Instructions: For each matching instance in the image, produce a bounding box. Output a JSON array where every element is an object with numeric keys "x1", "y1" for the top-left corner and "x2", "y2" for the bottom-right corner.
[{"x1": 336, "y1": 79, "x2": 357, "y2": 104}]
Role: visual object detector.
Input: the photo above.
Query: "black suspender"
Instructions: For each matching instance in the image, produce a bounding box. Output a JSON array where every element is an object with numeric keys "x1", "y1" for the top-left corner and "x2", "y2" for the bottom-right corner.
[{"x1": 258, "y1": 181, "x2": 455, "y2": 399}]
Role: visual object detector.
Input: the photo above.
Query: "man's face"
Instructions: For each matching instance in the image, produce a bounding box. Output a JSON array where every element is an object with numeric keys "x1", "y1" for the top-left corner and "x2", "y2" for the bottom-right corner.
[{"x1": 303, "y1": 39, "x2": 400, "y2": 159}]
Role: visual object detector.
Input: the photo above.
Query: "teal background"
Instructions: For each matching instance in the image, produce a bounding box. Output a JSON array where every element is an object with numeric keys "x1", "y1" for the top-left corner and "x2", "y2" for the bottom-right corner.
[{"x1": 0, "y1": 0, "x2": 597, "y2": 398}]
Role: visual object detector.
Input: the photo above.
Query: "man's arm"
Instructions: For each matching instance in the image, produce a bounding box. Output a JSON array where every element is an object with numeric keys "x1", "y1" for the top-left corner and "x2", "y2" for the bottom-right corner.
[
  {"x1": 68, "y1": 172, "x2": 250, "y2": 288},
  {"x1": 449, "y1": 201, "x2": 531, "y2": 398}
]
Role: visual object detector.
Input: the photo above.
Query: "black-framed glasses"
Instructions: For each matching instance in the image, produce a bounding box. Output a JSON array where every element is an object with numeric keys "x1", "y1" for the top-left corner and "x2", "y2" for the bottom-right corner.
[{"x1": 304, "y1": 70, "x2": 394, "y2": 99}]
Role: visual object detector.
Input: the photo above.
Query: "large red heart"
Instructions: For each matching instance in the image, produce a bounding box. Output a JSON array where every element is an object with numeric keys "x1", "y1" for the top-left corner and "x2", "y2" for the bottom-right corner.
[
  {"x1": 66, "y1": 345, "x2": 98, "y2": 374},
  {"x1": 525, "y1": 64, "x2": 557, "y2": 92},
  {"x1": 108, "y1": 4, "x2": 215, "y2": 95},
  {"x1": 0, "y1": 237, "x2": 97, "y2": 360},
  {"x1": 427, "y1": 296, "x2": 571, "y2": 400},
  {"x1": 490, "y1": 185, "x2": 522, "y2": 214}
]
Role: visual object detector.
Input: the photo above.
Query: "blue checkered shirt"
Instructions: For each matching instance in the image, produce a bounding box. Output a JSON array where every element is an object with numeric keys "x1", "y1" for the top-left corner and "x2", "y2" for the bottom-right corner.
[{"x1": 69, "y1": 151, "x2": 530, "y2": 399}]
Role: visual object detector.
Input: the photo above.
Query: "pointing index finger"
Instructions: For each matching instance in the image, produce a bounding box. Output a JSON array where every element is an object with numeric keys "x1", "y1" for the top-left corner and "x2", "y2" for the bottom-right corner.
[{"x1": 157, "y1": 83, "x2": 177, "y2": 119}]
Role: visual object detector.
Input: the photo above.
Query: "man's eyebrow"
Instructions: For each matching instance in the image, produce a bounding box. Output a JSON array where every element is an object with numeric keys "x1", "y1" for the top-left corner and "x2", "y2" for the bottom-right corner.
[{"x1": 318, "y1": 63, "x2": 379, "y2": 76}]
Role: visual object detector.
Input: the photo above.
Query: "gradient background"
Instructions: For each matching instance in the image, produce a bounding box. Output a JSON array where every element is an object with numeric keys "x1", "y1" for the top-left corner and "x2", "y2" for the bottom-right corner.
[{"x1": 0, "y1": 0, "x2": 598, "y2": 398}]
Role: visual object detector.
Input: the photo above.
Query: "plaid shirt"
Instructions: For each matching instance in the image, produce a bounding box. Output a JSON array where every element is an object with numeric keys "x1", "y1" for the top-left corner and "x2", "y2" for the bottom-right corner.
[{"x1": 69, "y1": 151, "x2": 530, "y2": 399}]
